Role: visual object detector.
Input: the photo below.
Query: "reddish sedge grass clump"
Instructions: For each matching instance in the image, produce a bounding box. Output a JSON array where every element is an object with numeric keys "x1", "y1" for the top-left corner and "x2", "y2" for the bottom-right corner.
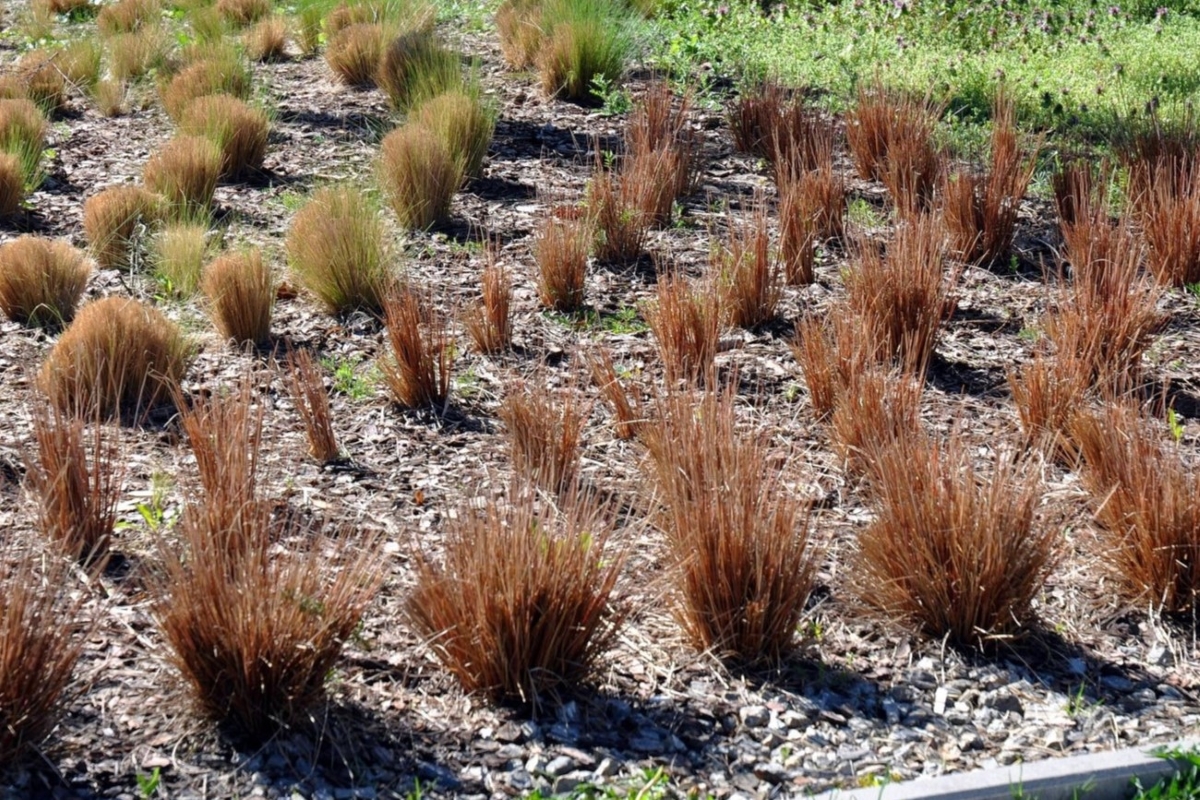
[
  {"x1": 406, "y1": 483, "x2": 626, "y2": 705},
  {"x1": 156, "y1": 382, "x2": 383, "y2": 742},
  {"x1": 244, "y1": 16, "x2": 288, "y2": 62},
  {"x1": 1052, "y1": 158, "x2": 1110, "y2": 243},
  {"x1": 82, "y1": 185, "x2": 159, "y2": 269},
  {"x1": 0, "y1": 98, "x2": 49, "y2": 189},
  {"x1": 586, "y1": 346, "x2": 641, "y2": 440},
  {"x1": 463, "y1": 258, "x2": 512, "y2": 354},
  {"x1": 845, "y1": 80, "x2": 941, "y2": 181},
  {"x1": 286, "y1": 185, "x2": 393, "y2": 315},
  {"x1": 216, "y1": 0, "x2": 270, "y2": 27},
  {"x1": 178, "y1": 94, "x2": 269, "y2": 179},
  {"x1": 642, "y1": 384, "x2": 818, "y2": 665},
  {"x1": 644, "y1": 271, "x2": 720, "y2": 385},
  {"x1": 624, "y1": 81, "x2": 697, "y2": 216},
  {"x1": 202, "y1": 248, "x2": 274, "y2": 347},
  {"x1": 1007, "y1": 351, "x2": 1091, "y2": 463},
  {"x1": 715, "y1": 197, "x2": 781, "y2": 329},
  {"x1": 586, "y1": 160, "x2": 646, "y2": 265},
  {"x1": 854, "y1": 430, "x2": 1056, "y2": 648},
  {"x1": 1114, "y1": 107, "x2": 1197, "y2": 216},
  {"x1": 534, "y1": 212, "x2": 590, "y2": 312},
  {"x1": 828, "y1": 366, "x2": 925, "y2": 477},
  {"x1": 0, "y1": 236, "x2": 91, "y2": 329},
  {"x1": 325, "y1": 23, "x2": 387, "y2": 87},
  {"x1": 843, "y1": 215, "x2": 955, "y2": 375},
  {"x1": 0, "y1": 533, "x2": 85, "y2": 768},
  {"x1": 496, "y1": 0, "x2": 541, "y2": 69},
  {"x1": 777, "y1": 164, "x2": 844, "y2": 284},
  {"x1": 28, "y1": 406, "x2": 123, "y2": 564},
  {"x1": 97, "y1": 0, "x2": 158, "y2": 35},
  {"x1": 287, "y1": 349, "x2": 340, "y2": 464},
  {"x1": 499, "y1": 378, "x2": 588, "y2": 494},
  {"x1": 143, "y1": 135, "x2": 223, "y2": 218},
  {"x1": 943, "y1": 94, "x2": 1040, "y2": 266},
  {"x1": 378, "y1": 123, "x2": 462, "y2": 230},
  {"x1": 38, "y1": 297, "x2": 192, "y2": 420},
  {"x1": 1072, "y1": 402, "x2": 1200, "y2": 615},
  {"x1": 1043, "y1": 221, "x2": 1165, "y2": 396},
  {"x1": 791, "y1": 312, "x2": 871, "y2": 421},
  {"x1": 1140, "y1": 168, "x2": 1200, "y2": 288},
  {"x1": 381, "y1": 288, "x2": 451, "y2": 409},
  {"x1": 16, "y1": 50, "x2": 67, "y2": 115}
]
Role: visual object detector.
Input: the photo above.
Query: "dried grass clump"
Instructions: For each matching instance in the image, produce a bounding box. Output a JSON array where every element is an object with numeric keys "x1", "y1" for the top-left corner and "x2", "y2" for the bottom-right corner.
[
  {"x1": 623, "y1": 143, "x2": 684, "y2": 228},
  {"x1": 463, "y1": 259, "x2": 511, "y2": 354},
  {"x1": 843, "y1": 215, "x2": 954, "y2": 375},
  {"x1": 495, "y1": 0, "x2": 541, "y2": 69},
  {"x1": 534, "y1": 213, "x2": 590, "y2": 312},
  {"x1": 216, "y1": 0, "x2": 270, "y2": 27},
  {"x1": 644, "y1": 271, "x2": 720, "y2": 385},
  {"x1": 1052, "y1": 158, "x2": 1109, "y2": 240},
  {"x1": 90, "y1": 79, "x2": 126, "y2": 117},
  {"x1": 97, "y1": 0, "x2": 158, "y2": 35},
  {"x1": 378, "y1": 123, "x2": 462, "y2": 230},
  {"x1": 39, "y1": 296, "x2": 192, "y2": 420},
  {"x1": 586, "y1": 346, "x2": 640, "y2": 440},
  {"x1": 156, "y1": 383, "x2": 382, "y2": 742},
  {"x1": 536, "y1": 0, "x2": 631, "y2": 103},
  {"x1": 728, "y1": 78, "x2": 789, "y2": 160},
  {"x1": 730, "y1": 78, "x2": 834, "y2": 178},
  {"x1": 777, "y1": 164, "x2": 844, "y2": 284},
  {"x1": 846, "y1": 80, "x2": 941, "y2": 181},
  {"x1": 82, "y1": 184, "x2": 159, "y2": 270},
  {"x1": 1141, "y1": 168, "x2": 1200, "y2": 288},
  {"x1": 853, "y1": 431, "x2": 1055, "y2": 648},
  {"x1": 0, "y1": 154, "x2": 22, "y2": 217},
  {"x1": 17, "y1": 50, "x2": 68, "y2": 114},
  {"x1": 143, "y1": 134, "x2": 223, "y2": 217},
  {"x1": 36, "y1": 0, "x2": 92, "y2": 15},
  {"x1": 244, "y1": 16, "x2": 289, "y2": 62},
  {"x1": 287, "y1": 348, "x2": 340, "y2": 464},
  {"x1": 57, "y1": 39, "x2": 103, "y2": 89},
  {"x1": 1008, "y1": 351, "x2": 1090, "y2": 463},
  {"x1": 0, "y1": 533, "x2": 85, "y2": 768},
  {"x1": 499, "y1": 378, "x2": 588, "y2": 494},
  {"x1": 1114, "y1": 108, "x2": 1197, "y2": 214},
  {"x1": 406, "y1": 484, "x2": 625, "y2": 704},
  {"x1": 285, "y1": 185, "x2": 392, "y2": 315},
  {"x1": 1072, "y1": 402, "x2": 1200, "y2": 615},
  {"x1": 714, "y1": 198, "x2": 781, "y2": 329},
  {"x1": 106, "y1": 27, "x2": 169, "y2": 81},
  {"x1": 179, "y1": 94, "x2": 269, "y2": 179},
  {"x1": 828, "y1": 367, "x2": 924, "y2": 477},
  {"x1": 381, "y1": 288, "x2": 451, "y2": 409},
  {"x1": 324, "y1": 0, "x2": 434, "y2": 34},
  {"x1": 28, "y1": 407, "x2": 122, "y2": 563},
  {"x1": 626, "y1": 81, "x2": 697, "y2": 202},
  {"x1": 325, "y1": 23, "x2": 387, "y2": 87},
  {"x1": 160, "y1": 55, "x2": 252, "y2": 120},
  {"x1": 642, "y1": 384, "x2": 817, "y2": 665},
  {"x1": 1044, "y1": 221, "x2": 1165, "y2": 395},
  {"x1": 943, "y1": 95, "x2": 1039, "y2": 266},
  {"x1": 202, "y1": 248, "x2": 273, "y2": 347},
  {"x1": 0, "y1": 98, "x2": 48, "y2": 189},
  {"x1": 377, "y1": 30, "x2": 463, "y2": 111},
  {"x1": 586, "y1": 156, "x2": 647, "y2": 264},
  {"x1": 790, "y1": 311, "x2": 877, "y2": 421},
  {"x1": 0, "y1": 236, "x2": 91, "y2": 329},
  {"x1": 412, "y1": 89, "x2": 495, "y2": 180}
]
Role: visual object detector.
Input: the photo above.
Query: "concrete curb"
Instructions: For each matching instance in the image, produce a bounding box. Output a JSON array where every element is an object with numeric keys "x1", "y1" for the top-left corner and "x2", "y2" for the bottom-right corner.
[{"x1": 815, "y1": 739, "x2": 1199, "y2": 800}]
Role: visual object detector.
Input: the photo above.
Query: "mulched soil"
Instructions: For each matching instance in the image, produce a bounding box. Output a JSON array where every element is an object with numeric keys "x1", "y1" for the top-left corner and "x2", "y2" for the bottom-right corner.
[{"x1": 1, "y1": 6, "x2": 1198, "y2": 800}]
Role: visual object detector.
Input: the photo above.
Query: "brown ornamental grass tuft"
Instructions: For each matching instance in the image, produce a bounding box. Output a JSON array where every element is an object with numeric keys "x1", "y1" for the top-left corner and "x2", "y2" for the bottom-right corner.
[
  {"x1": 325, "y1": 23, "x2": 387, "y2": 87},
  {"x1": 28, "y1": 406, "x2": 123, "y2": 563},
  {"x1": 381, "y1": 288, "x2": 451, "y2": 409},
  {"x1": 1072, "y1": 402, "x2": 1200, "y2": 616},
  {"x1": 853, "y1": 430, "x2": 1056, "y2": 648},
  {"x1": 179, "y1": 94, "x2": 269, "y2": 179},
  {"x1": 38, "y1": 296, "x2": 192, "y2": 420},
  {"x1": 714, "y1": 197, "x2": 781, "y2": 329},
  {"x1": 285, "y1": 185, "x2": 393, "y2": 315},
  {"x1": 97, "y1": 0, "x2": 159, "y2": 35},
  {"x1": 82, "y1": 185, "x2": 159, "y2": 270},
  {"x1": 412, "y1": 89, "x2": 495, "y2": 180},
  {"x1": 644, "y1": 271, "x2": 720, "y2": 385},
  {"x1": 378, "y1": 123, "x2": 462, "y2": 230},
  {"x1": 160, "y1": 55, "x2": 252, "y2": 120},
  {"x1": 0, "y1": 533, "x2": 86, "y2": 768},
  {"x1": 0, "y1": 98, "x2": 48, "y2": 189},
  {"x1": 215, "y1": 0, "x2": 270, "y2": 27},
  {"x1": 0, "y1": 153, "x2": 22, "y2": 217},
  {"x1": 495, "y1": 0, "x2": 542, "y2": 69},
  {"x1": 499, "y1": 378, "x2": 588, "y2": 495},
  {"x1": 244, "y1": 15, "x2": 288, "y2": 61},
  {"x1": 777, "y1": 164, "x2": 844, "y2": 285},
  {"x1": 155, "y1": 381, "x2": 383, "y2": 742},
  {"x1": 143, "y1": 134, "x2": 223, "y2": 218},
  {"x1": 586, "y1": 346, "x2": 641, "y2": 440},
  {"x1": 534, "y1": 212, "x2": 590, "y2": 312},
  {"x1": 1141, "y1": 167, "x2": 1200, "y2": 288},
  {"x1": 406, "y1": 483, "x2": 626, "y2": 705},
  {"x1": 943, "y1": 94, "x2": 1040, "y2": 266},
  {"x1": 463, "y1": 258, "x2": 512, "y2": 355},
  {"x1": 376, "y1": 29, "x2": 463, "y2": 111},
  {"x1": 287, "y1": 348, "x2": 340, "y2": 464},
  {"x1": 202, "y1": 247, "x2": 274, "y2": 347},
  {"x1": 641, "y1": 383, "x2": 818, "y2": 665},
  {"x1": 0, "y1": 236, "x2": 91, "y2": 329}
]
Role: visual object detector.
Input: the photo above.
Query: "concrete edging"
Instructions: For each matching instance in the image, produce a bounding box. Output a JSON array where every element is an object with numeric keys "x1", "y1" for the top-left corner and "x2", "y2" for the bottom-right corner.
[{"x1": 816, "y1": 738, "x2": 1199, "y2": 800}]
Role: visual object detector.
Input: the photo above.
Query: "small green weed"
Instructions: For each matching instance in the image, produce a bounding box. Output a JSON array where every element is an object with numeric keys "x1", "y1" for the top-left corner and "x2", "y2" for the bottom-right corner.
[
  {"x1": 592, "y1": 73, "x2": 631, "y2": 117},
  {"x1": 846, "y1": 197, "x2": 883, "y2": 229},
  {"x1": 137, "y1": 767, "x2": 161, "y2": 798},
  {"x1": 1168, "y1": 407, "x2": 1185, "y2": 443},
  {"x1": 320, "y1": 356, "x2": 377, "y2": 401},
  {"x1": 1134, "y1": 747, "x2": 1200, "y2": 800}
]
